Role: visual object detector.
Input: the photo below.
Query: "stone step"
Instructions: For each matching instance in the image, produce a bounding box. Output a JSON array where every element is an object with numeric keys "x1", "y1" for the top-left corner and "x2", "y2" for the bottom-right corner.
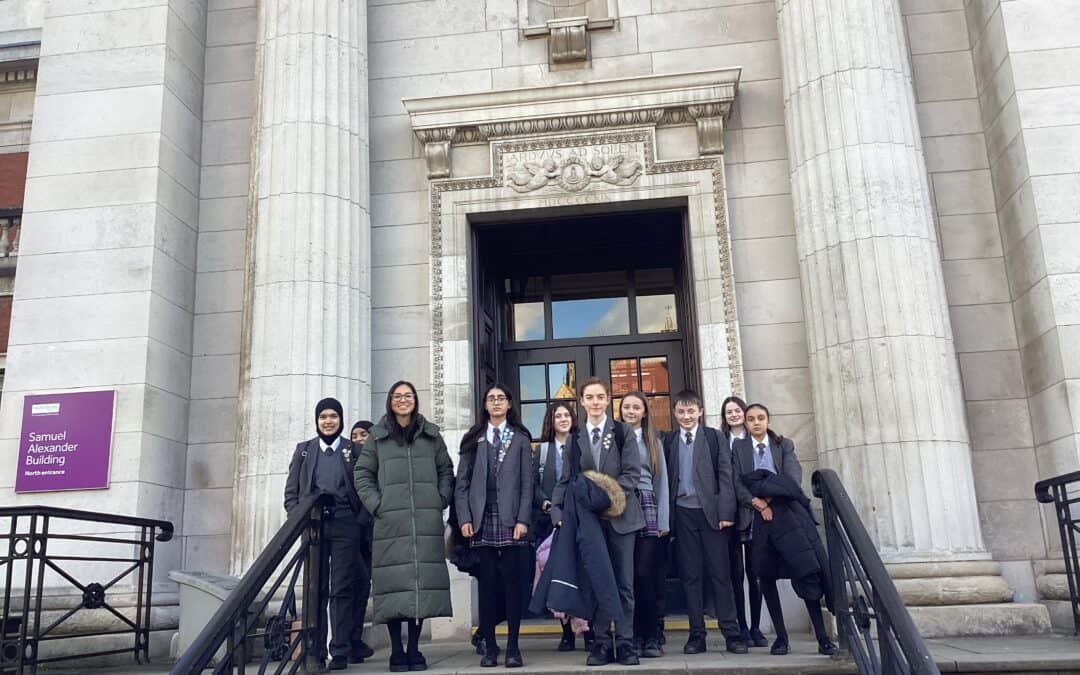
[{"x1": 39, "y1": 634, "x2": 1080, "y2": 675}]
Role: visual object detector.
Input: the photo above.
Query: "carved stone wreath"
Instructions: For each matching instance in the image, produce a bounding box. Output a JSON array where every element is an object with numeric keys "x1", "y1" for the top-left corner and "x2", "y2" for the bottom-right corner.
[
  {"x1": 506, "y1": 151, "x2": 643, "y2": 193},
  {"x1": 427, "y1": 128, "x2": 743, "y2": 426}
]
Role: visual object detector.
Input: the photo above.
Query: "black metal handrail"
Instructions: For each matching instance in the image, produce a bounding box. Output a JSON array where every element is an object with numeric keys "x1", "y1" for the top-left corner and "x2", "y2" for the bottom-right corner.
[
  {"x1": 1035, "y1": 469, "x2": 1080, "y2": 635},
  {"x1": 170, "y1": 492, "x2": 331, "y2": 675},
  {"x1": 812, "y1": 469, "x2": 940, "y2": 675},
  {"x1": 0, "y1": 505, "x2": 174, "y2": 675}
]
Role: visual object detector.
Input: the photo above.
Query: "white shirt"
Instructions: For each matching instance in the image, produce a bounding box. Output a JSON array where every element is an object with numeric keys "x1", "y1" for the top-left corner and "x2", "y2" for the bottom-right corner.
[
  {"x1": 318, "y1": 436, "x2": 342, "y2": 453},
  {"x1": 487, "y1": 422, "x2": 506, "y2": 445},
  {"x1": 728, "y1": 429, "x2": 746, "y2": 449}
]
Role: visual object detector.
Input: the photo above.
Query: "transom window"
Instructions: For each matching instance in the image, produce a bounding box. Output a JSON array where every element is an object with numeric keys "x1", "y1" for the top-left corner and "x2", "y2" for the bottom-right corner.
[{"x1": 507, "y1": 268, "x2": 679, "y2": 344}]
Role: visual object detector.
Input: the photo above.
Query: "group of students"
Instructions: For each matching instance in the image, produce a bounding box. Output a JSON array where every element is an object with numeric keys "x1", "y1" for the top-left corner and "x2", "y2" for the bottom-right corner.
[{"x1": 284, "y1": 378, "x2": 837, "y2": 672}]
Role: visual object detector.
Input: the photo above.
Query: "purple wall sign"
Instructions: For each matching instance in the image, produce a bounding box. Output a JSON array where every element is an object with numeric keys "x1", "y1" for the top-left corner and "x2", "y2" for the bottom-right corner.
[{"x1": 14, "y1": 390, "x2": 116, "y2": 493}]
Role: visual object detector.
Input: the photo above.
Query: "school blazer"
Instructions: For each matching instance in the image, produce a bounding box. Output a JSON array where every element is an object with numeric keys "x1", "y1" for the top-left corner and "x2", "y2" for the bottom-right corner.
[
  {"x1": 454, "y1": 430, "x2": 534, "y2": 532},
  {"x1": 282, "y1": 437, "x2": 368, "y2": 524},
  {"x1": 551, "y1": 418, "x2": 646, "y2": 535},
  {"x1": 732, "y1": 435, "x2": 802, "y2": 534},
  {"x1": 664, "y1": 426, "x2": 736, "y2": 531},
  {"x1": 534, "y1": 441, "x2": 563, "y2": 506}
]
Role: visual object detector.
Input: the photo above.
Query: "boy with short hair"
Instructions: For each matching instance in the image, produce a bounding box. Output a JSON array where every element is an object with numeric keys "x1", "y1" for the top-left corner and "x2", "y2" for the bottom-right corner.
[
  {"x1": 664, "y1": 390, "x2": 747, "y2": 655},
  {"x1": 551, "y1": 377, "x2": 644, "y2": 667}
]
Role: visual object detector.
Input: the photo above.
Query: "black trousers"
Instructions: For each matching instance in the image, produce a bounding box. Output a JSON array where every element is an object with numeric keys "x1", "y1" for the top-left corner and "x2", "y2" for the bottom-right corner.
[
  {"x1": 476, "y1": 545, "x2": 529, "y2": 647},
  {"x1": 729, "y1": 535, "x2": 761, "y2": 632},
  {"x1": 350, "y1": 522, "x2": 373, "y2": 648},
  {"x1": 674, "y1": 506, "x2": 740, "y2": 638},
  {"x1": 596, "y1": 521, "x2": 636, "y2": 644},
  {"x1": 632, "y1": 535, "x2": 661, "y2": 642},
  {"x1": 319, "y1": 515, "x2": 359, "y2": 660}
]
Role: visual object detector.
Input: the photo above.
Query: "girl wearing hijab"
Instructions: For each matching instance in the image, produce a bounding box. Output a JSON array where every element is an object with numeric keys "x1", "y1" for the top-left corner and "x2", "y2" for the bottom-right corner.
[
  {"x1": 355, "y1": 382, "x2": 455, "y2": 672},
  {"x1": 282, "y1": 397, "x2": 365, "y2": 670},
  {"x1": 455, "y1": 384, "x2": 533, "y2": 668}
]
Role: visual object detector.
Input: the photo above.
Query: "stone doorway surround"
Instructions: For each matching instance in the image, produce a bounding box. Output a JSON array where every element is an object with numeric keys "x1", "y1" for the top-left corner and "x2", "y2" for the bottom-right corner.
[{"x1": 403, "y1": 69, "x2": 744, "y2": 636}]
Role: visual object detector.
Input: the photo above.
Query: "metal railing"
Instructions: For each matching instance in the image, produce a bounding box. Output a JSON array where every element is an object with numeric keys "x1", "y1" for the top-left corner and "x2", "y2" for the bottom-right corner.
[
  {"x1": 812, "y1": 469, "x2": 940, "y2": 675},
  {"x1": 170, "y1": 492, "x2": 330, "y2": 675},
  {"x1": 0, "y1": 505, "x2": 174, "y2": 674},
  {"x1": 1035, "y1": 469, "x2": 1080, "y2": 635}
]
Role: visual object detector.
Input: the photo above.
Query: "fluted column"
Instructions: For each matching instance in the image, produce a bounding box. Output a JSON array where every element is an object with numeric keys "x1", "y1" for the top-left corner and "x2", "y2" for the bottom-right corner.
[
  {"x1": 231, "y1": 0, "x2": 370, "y2": 572},
  {"x1": 777, "y1": 0, "x2": 984, "y2": 562}
]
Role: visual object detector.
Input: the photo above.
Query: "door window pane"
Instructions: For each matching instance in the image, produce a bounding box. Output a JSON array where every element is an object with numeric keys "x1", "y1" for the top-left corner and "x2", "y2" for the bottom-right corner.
[
  {"x1": 640, "y1": 356, "x2": 670, "y2": 394},
  {"x1": 512, "y1": 302, "x2": 545, "y2": 341},
  {"x1": 648, "y1": 395, "x2": 672, "y2": 432},
  {"x1": 519, "y1": 365, "x2": 546, "y2": 401},
  {"x1": 612, "y1": 397, "x2": 623, "y2": 422},
  {"x1": 521, "y1": 403, "x2": 547, "y2": 440},
  {"x1": 637, "y1": 294, "x2": 678, "y2": 334},
  {"x1": 609, "y1": 358, "x2": 639, "y2": 395},
  {"x1": 548, "y1": 363, "x2": 577, "y2": 399},
  {"x1": 552, "y1": 297, "x2": 629, "y2": 339}
]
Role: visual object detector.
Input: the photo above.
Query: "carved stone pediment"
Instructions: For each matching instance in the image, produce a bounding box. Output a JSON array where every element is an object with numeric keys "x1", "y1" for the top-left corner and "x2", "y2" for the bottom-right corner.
[{"x1": 403, "y1": 68, "x2": 740, "y2": 178}]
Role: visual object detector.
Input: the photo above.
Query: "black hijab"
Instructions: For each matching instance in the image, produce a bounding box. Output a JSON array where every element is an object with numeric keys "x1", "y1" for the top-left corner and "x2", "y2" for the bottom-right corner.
[{"x1": 315, "y1": 397, "x2": 344, "y2": 444}]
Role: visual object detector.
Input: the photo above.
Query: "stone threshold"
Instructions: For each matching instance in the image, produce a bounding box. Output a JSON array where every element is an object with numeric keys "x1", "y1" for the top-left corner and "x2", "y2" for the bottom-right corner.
[{"x1": 42, "y1": 634, "x2": 1080, "y2": 675}]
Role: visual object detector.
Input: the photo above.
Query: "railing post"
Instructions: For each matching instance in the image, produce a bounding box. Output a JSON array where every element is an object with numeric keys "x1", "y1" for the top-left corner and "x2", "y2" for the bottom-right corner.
[
  {"x1": 302, "y1": 505, "x2": 325, "y2": 673},
  {"x1": 822, "y1": 492, "x2": 849, "y2": 657}
]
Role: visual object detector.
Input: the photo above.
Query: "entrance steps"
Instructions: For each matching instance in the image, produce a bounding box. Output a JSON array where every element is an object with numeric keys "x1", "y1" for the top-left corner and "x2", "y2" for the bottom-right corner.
[{"x1": 40, "y1": 634, "x2": 1080, "y2": 675}]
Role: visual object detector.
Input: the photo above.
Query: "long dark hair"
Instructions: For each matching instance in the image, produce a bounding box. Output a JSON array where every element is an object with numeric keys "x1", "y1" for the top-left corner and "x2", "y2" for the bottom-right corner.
[
  {"x1": 539, "y1": 401, "x2": 577, "y2": 444},
  {"x1": 460, "y1": 384, "x2": 529, "y2": 454},
  {"x1": 619, "y1": 392, "x2": 662, "y2": 476},
  {"x1": 720, "y1": 395, "x2": 748, "y2": 435},
  {"x1": 385, "y1": 380, "x2": 420, "y2": 444},
  {"x1": 745, "y1": 402, "x2": 784, "y2": 444}
]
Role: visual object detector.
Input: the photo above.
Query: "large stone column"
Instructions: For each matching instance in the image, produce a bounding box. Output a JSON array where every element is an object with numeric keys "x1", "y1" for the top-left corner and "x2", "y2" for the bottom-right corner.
[
  {"x1": 231, "y1": 0, "x2": 371, "y2": 572},
  {"x1": 777, "y1": 0, "x2": 982, "y2": 561},
  {"x1": 776, "y1": 0, "x2": 1048, "y2": 634}
]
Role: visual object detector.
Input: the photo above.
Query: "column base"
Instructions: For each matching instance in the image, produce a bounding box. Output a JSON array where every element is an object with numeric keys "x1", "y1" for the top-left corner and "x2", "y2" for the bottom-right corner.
[
  {"x1": 886, "y1": 562, "x2": 1052, "y2": 637},
  {"x1": 1035, "y1": 559, "x2": 1075, "y2": 631}
]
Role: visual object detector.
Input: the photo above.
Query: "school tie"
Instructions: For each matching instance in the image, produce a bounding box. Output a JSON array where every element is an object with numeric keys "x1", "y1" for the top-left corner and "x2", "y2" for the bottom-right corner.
[
  {"x1": 592, "y1": 427, "x2": 601, "y2": 445},
  {"x1": 684, "y1": 431, "x2": 693, "y2": 447},
  {"x1": 757, "y1": 442, "x2": 767, "y2": 466},
  {"x1": 492, "y1": 429, "x2": 503, "y2": 455},
  {"x1": 555, "y1": 444, "x2": 563, "y2": 478},
  {"x1": 324, "y1": 444, "x2": 333, "y2": 456}
]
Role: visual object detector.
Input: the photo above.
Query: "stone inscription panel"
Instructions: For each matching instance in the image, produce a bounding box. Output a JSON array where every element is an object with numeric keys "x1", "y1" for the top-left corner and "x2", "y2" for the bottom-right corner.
[{"x1": 499, "y1": 139, "x2": 646, "y2": 193}]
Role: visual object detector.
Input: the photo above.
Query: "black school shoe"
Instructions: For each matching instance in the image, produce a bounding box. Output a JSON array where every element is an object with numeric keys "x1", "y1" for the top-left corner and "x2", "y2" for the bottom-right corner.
[
  {"x1": 504, "y1": 647, "x2": 524, "y2": 668},
  {"x1": 557, "y1": 632, "x2": 575, "y2": 651},
  {"x1": 586, "y1": 640, "x2": 612, "y2": 666},
  {"x1": 616, "y1": 641, "x2": 640, "y2": 666},
  {"x1": 350, "y1": 640, "x2": 375, "y2": 662},
  {"x1": 749, "y1": 628, "x2": 769, "y2": 648},
  {"x1": 726, "y1": 637, "x2": 748, "y2": 654},
  {"x1": 770, "y1": 638, "x2": 789, "y2": 656},
  {"x1": 641, "y1": 639, "x2": 663, "y2": 658},
  {"x1": 818, "y1": 639, "x2": 839, "y2": 656},
  {"x1": 480, "y1": 643, "x2": 499, "y2": 668},
  {"x1": 328, "y1": 655, "x2": 348, "y2": 670},
  {"x1": 389, "y1": 653, "x2": 410, "y2": 672},
  {"x1": 407, "y1": 650, "x2": 427, "y2": 671},
  {"x1": 683, "y1": 632, "x2": 707, "y2": 654}
]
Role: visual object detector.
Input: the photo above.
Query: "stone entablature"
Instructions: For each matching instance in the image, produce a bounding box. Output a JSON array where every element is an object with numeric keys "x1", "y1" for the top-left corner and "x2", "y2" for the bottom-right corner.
[{"x1": 403, "y1": 68, "x2": 739, "y2": 178}]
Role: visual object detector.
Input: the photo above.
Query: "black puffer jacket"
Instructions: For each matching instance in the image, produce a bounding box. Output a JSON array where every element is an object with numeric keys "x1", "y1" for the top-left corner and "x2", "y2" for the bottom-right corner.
[
  {"x1": 529, "y1": 473, "x2": 622, "y2": 624},
  {"x1": 741, "y1": 469, "x2": 833, "y2": 610}
]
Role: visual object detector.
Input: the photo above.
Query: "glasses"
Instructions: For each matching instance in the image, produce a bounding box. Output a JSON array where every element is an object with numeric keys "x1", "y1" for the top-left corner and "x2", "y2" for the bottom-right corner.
[
  {"x1": 486, "y1": 395, "x2": 509, "y2": 403},
  {"x1": 391, "y1": 393, "x2": 415, "y2": 402}
]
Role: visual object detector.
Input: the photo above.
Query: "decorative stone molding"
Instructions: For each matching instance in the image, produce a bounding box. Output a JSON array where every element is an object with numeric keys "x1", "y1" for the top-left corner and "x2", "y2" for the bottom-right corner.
[
  {"x1": 505, "y1": 150, "x2": 642, "y2": 192},
  {"x1": 426, "y1": 127, "x2": 744, "y2": 428},
  {"x1": 404, "y1": 68, "x2": 739, "y2": 173},
  {"x1": 547, "y1": 16, "x2": 589, "y2": 64},
  {"x1": 520, "y1": 0, "x2": 616, "y2": 66}
]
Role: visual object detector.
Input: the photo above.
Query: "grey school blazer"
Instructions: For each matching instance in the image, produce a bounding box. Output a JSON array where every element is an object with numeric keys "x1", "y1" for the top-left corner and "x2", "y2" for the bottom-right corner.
[
  {"x1": 551, "y1": 417, "x2": 645, "y2": 535},
  {"x1": 731, "y1": 434, "x2": 802, "y2": 534},
  {"x1": 454, "y1": 428, "x2": 535, "y2": 532}
]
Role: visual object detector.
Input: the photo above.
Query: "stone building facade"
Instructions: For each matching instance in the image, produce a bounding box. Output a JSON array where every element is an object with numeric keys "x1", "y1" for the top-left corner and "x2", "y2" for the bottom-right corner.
[{"x1": 0, "y1": 0, "x2": 1077, "y2": 640}]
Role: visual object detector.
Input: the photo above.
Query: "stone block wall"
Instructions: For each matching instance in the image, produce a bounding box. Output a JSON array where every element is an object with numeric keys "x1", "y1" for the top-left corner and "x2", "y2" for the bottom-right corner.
[
  {"x1": 366, "y1": 0, "x2": 814, "y2": 460},
  {"x1": 0, "y1": 0, "x2": 208, "y2": 585}
]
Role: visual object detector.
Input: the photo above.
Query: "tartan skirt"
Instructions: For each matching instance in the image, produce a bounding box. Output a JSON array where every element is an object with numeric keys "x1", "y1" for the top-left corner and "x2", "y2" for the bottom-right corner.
[
  {"x1": 636, "y1": 488, "x2": 659, "y2": 538},
  {"x1": 472, "y1": 502, "x2": 526, "y2": 548}
]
